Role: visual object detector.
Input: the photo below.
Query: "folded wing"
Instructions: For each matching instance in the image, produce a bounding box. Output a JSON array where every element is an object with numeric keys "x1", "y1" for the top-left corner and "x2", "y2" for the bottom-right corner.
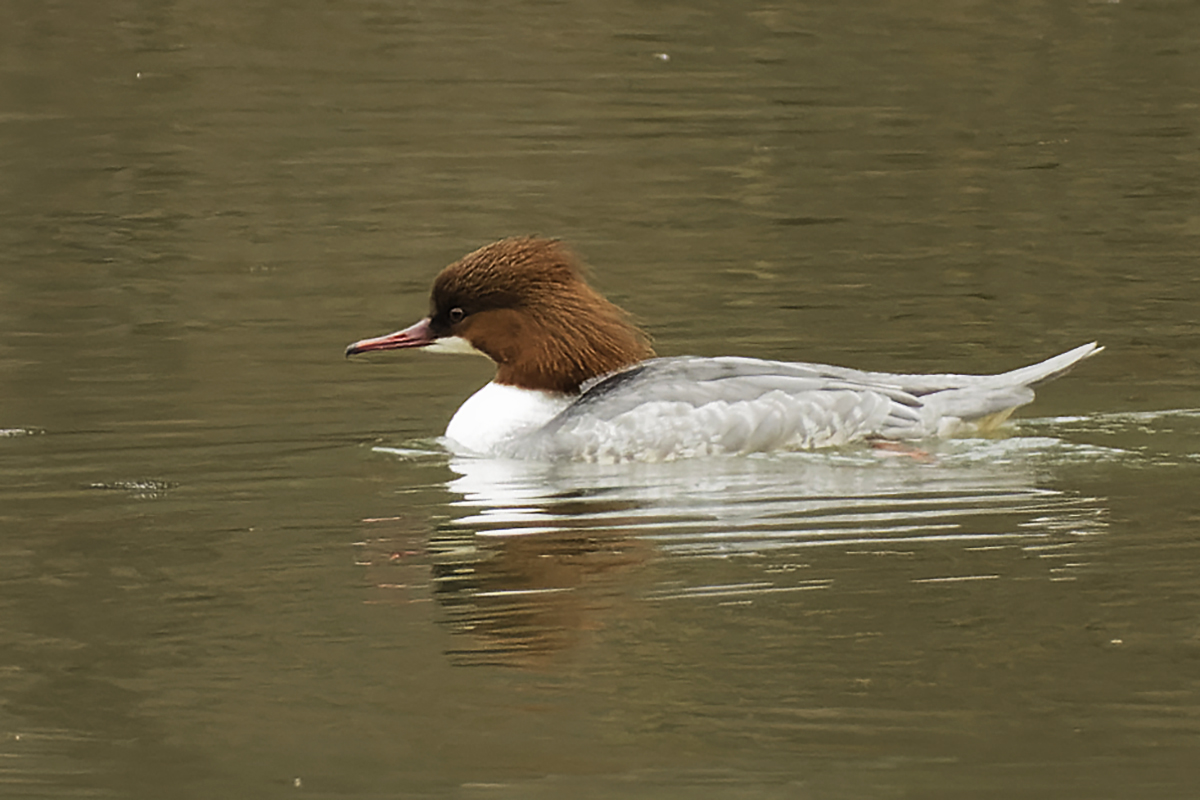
[{"x1": 509, "y1": 342, "x2": 1102, "y2": 462}]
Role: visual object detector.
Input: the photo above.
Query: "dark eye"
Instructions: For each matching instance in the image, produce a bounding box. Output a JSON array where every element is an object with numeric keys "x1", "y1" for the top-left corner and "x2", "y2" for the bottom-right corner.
[{"x1": 448, "y1": 307, "x2": 465, "y2": 324}]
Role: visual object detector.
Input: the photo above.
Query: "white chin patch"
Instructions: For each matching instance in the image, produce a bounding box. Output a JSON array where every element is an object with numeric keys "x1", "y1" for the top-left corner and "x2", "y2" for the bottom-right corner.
[{"x1": 426, "y1": 336, "x2": 488, "y2": 357}]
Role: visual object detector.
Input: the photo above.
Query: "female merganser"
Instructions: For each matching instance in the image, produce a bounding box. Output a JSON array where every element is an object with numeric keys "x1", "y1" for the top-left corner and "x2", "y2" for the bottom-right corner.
[{"x1": 346, "y1": 237, "x2": 1102, "y2": 463}]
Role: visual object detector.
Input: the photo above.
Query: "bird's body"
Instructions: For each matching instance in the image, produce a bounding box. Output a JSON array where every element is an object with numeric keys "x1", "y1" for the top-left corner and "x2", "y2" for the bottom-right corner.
[{"x1": 347, "y1": 237, "x2": 1101, "y2": 463}]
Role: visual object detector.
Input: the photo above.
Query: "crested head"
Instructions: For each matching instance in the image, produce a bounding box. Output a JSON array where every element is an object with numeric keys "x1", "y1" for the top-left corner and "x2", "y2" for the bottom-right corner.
[{"x1": 426, "y1": 237, "x2": 655, "y2": 393}]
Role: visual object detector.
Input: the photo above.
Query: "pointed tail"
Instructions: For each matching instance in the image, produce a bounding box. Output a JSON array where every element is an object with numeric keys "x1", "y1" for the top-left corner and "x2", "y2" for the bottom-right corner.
[{"x1": 990, "y1": 341, "x2": 1104, "y2": 388}]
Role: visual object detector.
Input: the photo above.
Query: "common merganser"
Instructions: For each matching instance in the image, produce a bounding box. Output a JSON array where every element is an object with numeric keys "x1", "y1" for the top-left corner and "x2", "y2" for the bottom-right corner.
[{"x1": 346, "y1": 237, "x2": 1102, "y2": 463}]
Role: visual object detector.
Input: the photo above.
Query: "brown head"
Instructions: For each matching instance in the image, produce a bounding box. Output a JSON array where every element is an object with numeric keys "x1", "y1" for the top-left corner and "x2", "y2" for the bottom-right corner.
[{"x1": 345, "y1": 237, "x2": 655, "y2": 394}]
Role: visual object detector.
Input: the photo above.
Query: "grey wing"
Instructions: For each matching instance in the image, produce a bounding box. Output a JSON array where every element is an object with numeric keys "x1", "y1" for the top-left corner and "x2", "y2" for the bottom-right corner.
[
  {"x1": 510, "y1": 344, "x2": 1101, "y2": 461},
  {"x1": 517, "y1": 357, "x2": 928, "y2": 461}
]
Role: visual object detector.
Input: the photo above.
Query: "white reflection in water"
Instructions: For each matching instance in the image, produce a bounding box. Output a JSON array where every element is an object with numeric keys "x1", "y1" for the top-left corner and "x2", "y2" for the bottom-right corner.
[
  {"x1": 367, "y1": 409, "x2": 1200, "y2": 665},
  {"x1": 440, "y1": 436, "x2": 1113, "y2": 555},
  {"x1": 367, "y1": 425, "x2": 1138, "y2": 665}
]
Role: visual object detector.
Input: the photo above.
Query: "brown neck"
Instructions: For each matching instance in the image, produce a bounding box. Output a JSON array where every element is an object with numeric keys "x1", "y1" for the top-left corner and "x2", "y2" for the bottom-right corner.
[{"x1": 483, "y1": 290, "x2": 654, "y2": 394}]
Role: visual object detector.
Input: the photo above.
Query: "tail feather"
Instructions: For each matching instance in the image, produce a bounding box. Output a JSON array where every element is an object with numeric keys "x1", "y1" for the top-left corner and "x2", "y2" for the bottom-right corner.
[
  {"x1": 988, "y1": 341, "x2": 1104, "y2": 389},
  {"x1": 918, "y1": 342, "x2": 1102, "y2": 435}
]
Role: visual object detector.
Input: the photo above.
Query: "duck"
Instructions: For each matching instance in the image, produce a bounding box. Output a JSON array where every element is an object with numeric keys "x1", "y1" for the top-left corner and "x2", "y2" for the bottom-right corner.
[{"x1": 346, "y1": 237, "x2": 1102, "y2": 463}]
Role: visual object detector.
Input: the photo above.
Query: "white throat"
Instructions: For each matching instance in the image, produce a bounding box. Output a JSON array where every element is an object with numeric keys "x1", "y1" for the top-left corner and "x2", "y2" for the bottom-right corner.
[
  {"x1": 425, "y1": 335, "x2": 489, "y2": 357},
  {"x1": 443, "y1": 382, "x2": 573, "y2": 456}
]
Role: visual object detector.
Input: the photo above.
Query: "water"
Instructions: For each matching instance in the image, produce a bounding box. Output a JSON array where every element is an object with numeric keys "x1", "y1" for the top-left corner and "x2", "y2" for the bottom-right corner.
[{"x1": 2, "y1": 0, "x2": 1199, "y2": 797}]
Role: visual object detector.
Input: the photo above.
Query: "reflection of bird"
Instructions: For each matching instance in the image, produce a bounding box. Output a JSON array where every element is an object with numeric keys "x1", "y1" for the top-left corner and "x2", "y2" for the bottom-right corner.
[
  {"x1": 426, "y1": 524, "x2": 650, "y2": 668},
  {"x1": 415, "y1": 445, "x2": 1110, "y2": 664},
  {"x1": 347, "y1": 237, "x2": 1101, "y2": 462}
]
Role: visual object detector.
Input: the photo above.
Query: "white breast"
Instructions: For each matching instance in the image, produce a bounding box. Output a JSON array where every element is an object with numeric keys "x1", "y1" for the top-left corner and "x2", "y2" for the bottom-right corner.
[{"x1": 443, "y1": 382, "x2": 573, "y2": 456}]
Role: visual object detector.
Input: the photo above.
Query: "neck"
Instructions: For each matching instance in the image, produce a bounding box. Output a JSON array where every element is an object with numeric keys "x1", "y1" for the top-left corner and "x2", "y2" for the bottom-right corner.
[{"x1": 491, "y1": 287, "x2": 654, "y2": 393}]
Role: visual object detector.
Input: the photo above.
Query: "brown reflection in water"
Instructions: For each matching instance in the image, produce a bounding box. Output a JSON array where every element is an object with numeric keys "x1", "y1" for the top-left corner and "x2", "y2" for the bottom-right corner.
[
  {"x1": 434, "y1": 529, "x2": 650, "y2": 668},
  {"x1": 358, "y1": 516, "x2": 651, "y2": 668}
]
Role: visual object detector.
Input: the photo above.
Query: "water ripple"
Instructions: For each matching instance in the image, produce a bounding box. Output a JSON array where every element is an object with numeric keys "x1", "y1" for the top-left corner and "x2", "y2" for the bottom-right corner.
[{"x1": 366, "y1": 410, "x2": 1200, "y2": 665}]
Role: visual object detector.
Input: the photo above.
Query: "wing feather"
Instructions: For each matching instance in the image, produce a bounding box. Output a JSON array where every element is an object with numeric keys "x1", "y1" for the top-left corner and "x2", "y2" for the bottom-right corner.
[{"x1": 505, "y1": 344, "x2": 1101, "y2": 462}]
